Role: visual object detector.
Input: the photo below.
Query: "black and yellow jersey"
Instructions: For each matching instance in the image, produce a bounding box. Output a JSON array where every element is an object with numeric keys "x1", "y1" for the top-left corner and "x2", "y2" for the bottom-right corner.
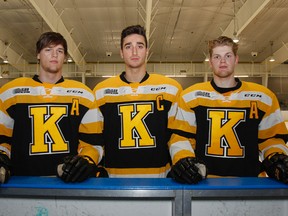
[
  {"x1": 93, "y1": 72, "x2": 182, "y2": 177},
  {"x1": 0, "y1": 75, "x2": 103, "y2": 176},
  {"x1": 169, "y1": 78, "x2": 288, "y2": 177}
]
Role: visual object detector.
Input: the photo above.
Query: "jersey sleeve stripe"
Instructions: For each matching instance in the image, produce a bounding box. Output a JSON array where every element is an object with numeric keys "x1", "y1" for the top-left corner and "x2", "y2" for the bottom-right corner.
[
  {"x1": 175, "y1": 107, "x2": 196, "y2": 127},
  {"x1": 81, "y1": 108, "x2": 103, "y2": 124},
  {"x1": 0, "y1": 145, "x2": 10, "y2": 157},
  {"x1": 168, "y1": 102, "x2": 178, "y2": 118},
  {"x1": 259, "y1": 109, "x2": 285, "y2": 131},
  {"x1": 260, "y1": 143, "x2": 288, "y2": 160},
  {"x1": 0, "y1": 110, "x2": 14, "y2": 130}
]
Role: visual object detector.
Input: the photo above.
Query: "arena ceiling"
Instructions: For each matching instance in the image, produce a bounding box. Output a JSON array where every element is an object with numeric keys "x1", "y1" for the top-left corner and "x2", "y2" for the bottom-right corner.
[{"x1": 1, "y1": 0, "x2": 288, "y2": 72}]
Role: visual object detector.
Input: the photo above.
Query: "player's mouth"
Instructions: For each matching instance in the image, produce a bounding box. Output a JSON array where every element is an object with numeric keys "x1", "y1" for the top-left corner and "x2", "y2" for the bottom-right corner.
[
  {"x1": 131, "y1": 57, "x2": 140, "y2": 61},
  {"x1": 219, "y1": 65, "x2": 228, "y2": 69}
]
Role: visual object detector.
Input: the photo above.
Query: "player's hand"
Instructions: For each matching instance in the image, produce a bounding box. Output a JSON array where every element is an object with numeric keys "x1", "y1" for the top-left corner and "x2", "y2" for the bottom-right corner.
[
  {"x1": 170, "y1": 157, "x2": 207, "y2": 184},
  {"x1": 57, "y1": 155, "x2": 108, "y2": 182},
  {"x1": 0, "y1": 153, "x2": 11, "y2": 184},
  {"x1": 262, "y1": 153, "x2": 288, "y2": 184}
]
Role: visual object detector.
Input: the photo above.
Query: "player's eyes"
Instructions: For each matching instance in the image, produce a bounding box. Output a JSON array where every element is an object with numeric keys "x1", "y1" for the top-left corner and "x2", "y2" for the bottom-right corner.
[{"x1": 57, "y1": 49, "x2": 64, "y2": 54}]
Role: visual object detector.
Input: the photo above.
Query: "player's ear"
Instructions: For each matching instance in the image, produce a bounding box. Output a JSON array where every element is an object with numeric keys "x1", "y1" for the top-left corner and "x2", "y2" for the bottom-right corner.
[
  {"x1": 235, "y1": 55, "x2": 239, "y2": 64},
  {"x1": 208, "y1": 57, "x2": 212, "y2": 68}
]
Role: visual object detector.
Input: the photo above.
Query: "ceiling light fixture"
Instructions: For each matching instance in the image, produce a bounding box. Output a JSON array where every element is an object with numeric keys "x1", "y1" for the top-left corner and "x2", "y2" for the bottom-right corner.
[
  {"x1": 232, "y1": 0, "x2": 239, "y2": 43},
  {"x1": 3, "y1": 56, "x2": 9, "y2": 64},
  {"x1": 232, "y1": 33, "x2": 239, "y2": 43},
  {"x1": 269, "y1": 41, "x2": 275, "y2": 62},
  {"x1": 67, "y1": 56, "x2": 73, "y2": 62},
  {"x1": 269, "y1": 56, "x2": 275, "y2": 62}
]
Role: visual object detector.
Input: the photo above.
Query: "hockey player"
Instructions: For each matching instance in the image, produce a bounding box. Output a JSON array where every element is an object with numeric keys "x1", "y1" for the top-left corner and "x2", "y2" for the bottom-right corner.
[
  {"x1": 92, "y1": 25, "x2": 182, "y2": 177},
  {"x1": 168, "y1": 36, "x2": 288, "y2": 184},
  {"x1": 0, "y1": 32, "x2": 105, "y2": 184}
]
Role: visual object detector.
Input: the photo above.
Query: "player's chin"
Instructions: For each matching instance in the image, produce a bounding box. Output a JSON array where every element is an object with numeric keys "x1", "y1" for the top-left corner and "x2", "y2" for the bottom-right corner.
[
  {"x1": 215, "y1": 71, "x2": 233, "y2": 78},
  {"x1": 129, "y1": 61, "x2": 145, "y2": 69},
  {"x1": 47, "y1": 67, "x2": 61, "y2": 73}
]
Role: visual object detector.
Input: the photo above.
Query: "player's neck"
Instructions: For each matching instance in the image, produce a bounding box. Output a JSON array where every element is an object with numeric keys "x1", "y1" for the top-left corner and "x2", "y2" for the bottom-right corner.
[
  {"x1": 124, "y1": 67, "x2": 146, "y2": 83},
  {"x1": 213, "y1": 76, "x2": 237, "y2": 88},
  {"x1": 38, "y1": 71, "x2": 62, "y2": 84}
]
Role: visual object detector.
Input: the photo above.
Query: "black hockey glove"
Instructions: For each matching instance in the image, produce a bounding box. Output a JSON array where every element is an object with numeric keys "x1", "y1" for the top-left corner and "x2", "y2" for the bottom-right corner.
[
  {"x1": 0, "y1": 153, "x2": 12, "y2": 184},
  {"x1": 57, "y1": 155, "x2": 108, "y2": 183},
  {"x1": 262, "y1": 153, "x2": 288, "y2": 184},
  {"x1": 170, "y1": 157, "x2": 207, "y2": 184}
]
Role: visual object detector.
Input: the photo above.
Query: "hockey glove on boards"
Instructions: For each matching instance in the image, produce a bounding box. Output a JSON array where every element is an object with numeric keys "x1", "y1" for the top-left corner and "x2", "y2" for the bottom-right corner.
[
  {"x1": 0, "y1": 153, "x2": 11, "y2": 184},
  {"x1": 57, "y1": 155, "x2": 108, "y2": 182},
  {"x1": 170, "y1": 157, "x2": 207, "y2": 184},
  {"x1": 262, "y1": 153, "x2": 288, "y2": 184}
]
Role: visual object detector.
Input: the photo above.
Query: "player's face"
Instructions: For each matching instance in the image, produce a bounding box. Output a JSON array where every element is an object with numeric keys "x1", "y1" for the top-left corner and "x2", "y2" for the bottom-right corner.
[
  {"x1": 209, "y1": 45, "x2": 238, "y2": 79},
  {"x1": 37, "y1": 44, "x2": 66, "y2": 74},
  {"x1": 120, "y1": 34, "x2": 148, "y2": 69}
]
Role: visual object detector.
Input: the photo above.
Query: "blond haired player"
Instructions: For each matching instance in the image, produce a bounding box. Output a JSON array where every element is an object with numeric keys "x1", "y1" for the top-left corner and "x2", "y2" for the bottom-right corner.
[{"x1": 168, "y1": 36, "x2": 288, "y2": 184}]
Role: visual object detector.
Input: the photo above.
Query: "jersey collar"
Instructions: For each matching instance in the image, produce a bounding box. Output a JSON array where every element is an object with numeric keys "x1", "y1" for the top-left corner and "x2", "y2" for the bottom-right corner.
[
  {"x1": 211, "y1": 77, "x2": 242, "y2": 93},
  {"x1": 33, "y1": 75, "x2": 65, "y2": 84},
  {"x1": 120, "y1": 71, "x2": 149, "y2": 84}
]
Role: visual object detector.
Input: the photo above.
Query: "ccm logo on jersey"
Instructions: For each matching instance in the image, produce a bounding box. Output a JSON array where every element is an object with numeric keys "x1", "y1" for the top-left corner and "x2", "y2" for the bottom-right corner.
[
  {"x1": 13, "y1": 88, "x2": 30, "y2": 94},
  {"x1": 244, "y1": 93, "x2": 262, "y2": 98},
  {"x1": 150, "y1": 86, "x2": 166, "y2": 91},
  {"x1": 66, "y1": 89, "x2": 84, "y2": 94}
]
